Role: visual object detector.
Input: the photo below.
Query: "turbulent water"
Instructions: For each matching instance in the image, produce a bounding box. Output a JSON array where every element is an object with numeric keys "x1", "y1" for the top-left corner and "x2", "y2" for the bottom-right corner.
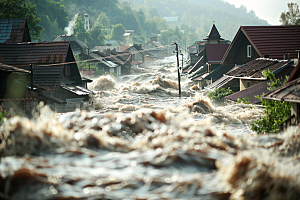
[{"x1": 1, "y1": 56, "x2": 300, "y2": 200}]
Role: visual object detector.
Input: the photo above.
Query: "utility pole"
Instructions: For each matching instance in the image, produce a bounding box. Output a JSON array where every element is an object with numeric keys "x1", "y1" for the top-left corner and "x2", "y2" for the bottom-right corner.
[
  {"x1": 180, "y1": 54, "x2": 184, "y2": 73},
  {"x1": 88, "y1": 47, "x2": 90, "y2": 77},
  {"x1": 174, "y1": 43, "x2": 181, "y2": 97}
]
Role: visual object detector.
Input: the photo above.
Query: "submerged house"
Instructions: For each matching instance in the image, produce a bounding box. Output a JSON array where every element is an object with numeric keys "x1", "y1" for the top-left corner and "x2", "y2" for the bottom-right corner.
[
  {"x1": 0, "y1": 18, "x2": 31, "y2": 43},
  {"x1": 143, "y1": 37, "x2": 166, "y2": 60},
  {"x1": 0, "y1": 41, "x2": 93, "y2": 112}
]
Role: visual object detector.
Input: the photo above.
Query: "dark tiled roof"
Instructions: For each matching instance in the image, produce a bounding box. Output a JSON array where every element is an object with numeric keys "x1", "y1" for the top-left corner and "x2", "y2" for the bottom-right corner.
[
  {"x1": 205, "y1": 44, "x2": 230, "y2": 64},
  {"x1": 226, "y1": 58, "x2": 289, "y2": 78},
  {"x1": 224, "y1": 81, "x2": 270, "y2": 104},
  {"x1": 263, "y1": 77, "x2": 300, "y2": 103},
  {"x1": 0, "y1": 18, "x2": 31, "y2": 43},
  {"x1": 29, "y1": 65, "x2": 63, "y2": 90},
  {"x1": 54, "y1": 35, "x2": 88, "y2": 49},
  {"x1": 0, "y1": 41, "x2": 69, "y2": 67},
  {"x1": 204, "y1": 24, "x2": 224, "y2": 41}
]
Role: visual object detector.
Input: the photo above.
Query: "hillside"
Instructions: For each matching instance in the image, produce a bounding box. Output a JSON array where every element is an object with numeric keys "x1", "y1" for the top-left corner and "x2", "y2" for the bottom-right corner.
[{"x1": 122, "y1": 0, "x2": 269, "y2": 41}]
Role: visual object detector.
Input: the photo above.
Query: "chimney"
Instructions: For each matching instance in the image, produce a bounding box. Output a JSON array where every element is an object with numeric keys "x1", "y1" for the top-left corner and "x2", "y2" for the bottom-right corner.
[
  {"x1": 150, "y1": 36, "x2": 157, "y2": 42},
  {"x1": 284, "y1": 53, "x2": 290, "y2": 60},
  {"x1": 106, "y1": 49, "x2": 111, "y2": 56},
  {"x1": 133, "y1": 44, "x2": 142, "y2": 51}
]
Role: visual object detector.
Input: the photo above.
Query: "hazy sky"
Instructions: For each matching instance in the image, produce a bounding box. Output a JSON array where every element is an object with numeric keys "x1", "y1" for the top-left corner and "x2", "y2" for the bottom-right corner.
[{"x1": 224, "y1": 0, "x2": 300, "y2": 25}]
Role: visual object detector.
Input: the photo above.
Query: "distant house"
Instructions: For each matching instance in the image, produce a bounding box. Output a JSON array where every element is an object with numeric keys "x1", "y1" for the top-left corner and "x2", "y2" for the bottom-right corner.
[
  {"x1": 184, "y1": 24, "x2": 231, "y2": 88},
  {"x1": 262, "y1": 61, "x2": 300, "y2": 130},
  {"x1": 222, "y1": 25, "x2": 300, "y2": 66},
  {"x1": 54, "y1": 34, "x2": 88, "y2": 56},
  {"x1": 122, "y1": 44, "x2": 155, "y2": 65},
  {"x1": 0, "y1": 41, "x2": 93, "y2": 112},
  {"x1": 0, "y1": 18, "x2": 31, "y2": 43},
  {"x1": 143, "y1": 37, "x2": 166, "y2": 60},
  {"x1": 105, "y1": 40, "x2": 122, "y2": 52},
  {"x1": 163, "y1": 16, "x2": 180, "y2": 29},
  {"x1": 87, "y1": 49, "x2": 132, "y2": 75}
]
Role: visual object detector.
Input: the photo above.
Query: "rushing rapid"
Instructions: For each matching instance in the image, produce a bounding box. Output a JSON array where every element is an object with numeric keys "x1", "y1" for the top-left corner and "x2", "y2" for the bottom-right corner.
[{"x1": 1, "y1": 56, "x2": 300, "y2": 200}]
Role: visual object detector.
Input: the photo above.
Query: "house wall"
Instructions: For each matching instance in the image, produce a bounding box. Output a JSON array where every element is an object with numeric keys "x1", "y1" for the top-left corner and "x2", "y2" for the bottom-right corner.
[
  {"x1": 240, "y1": 79, "x2": 262, "y2": 91},
  {"x1": 291, "y1": 103, "x2": 298, "y2": 120}
]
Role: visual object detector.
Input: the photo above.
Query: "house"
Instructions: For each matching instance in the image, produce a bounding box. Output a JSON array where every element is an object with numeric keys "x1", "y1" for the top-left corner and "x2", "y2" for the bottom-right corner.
[
  {"x1": 105, "y1": 40, "x2": 122, "y2": 52},
  {"x1": 143, "y1": 37, "x2": 166, "y2": 60},
  {"x1": 224, "y1": 62, "x2": 294, "y2": 104},
  {"x1": 0, "y1": 18, "x2": 31, "y2": 43},
  {"x1": 222, "y1": 25, "x2": 300, "y2": 66},
  {"x1": 86, "y1": 49, "x2": 132, "y2": 75},
  {"x1": 122, "y1": 44, "x2": 155, "y2": 65},
  {"x1": 184, "y1": 24, "x2": 231, "y2": 88},
  {"x1": 0, "y1": 41, "x2": 93, "y2": 112},
  {"x1": 54, "y1": 34, "x2": 88, "y2": 56},
  {"x1": 262, "y1": 61, "x2": 300, "y2": 130},
  {"x1": 163, "y1": 17, "x2": 180, "y2": 29}
]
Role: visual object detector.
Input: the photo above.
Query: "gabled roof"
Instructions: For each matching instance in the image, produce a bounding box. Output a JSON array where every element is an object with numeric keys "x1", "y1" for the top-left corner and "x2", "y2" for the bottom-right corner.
[
  {"x1": 54, "y1": 34, "x2": 88, "y2": 49},
  {"x1": 105, "y1": 40, "x2": 120, "y2": 45},
  {"x1": 222, "y1": 25, "x2": 300, "y2": 62},
  {"x1": 31, "y1": 65, "x2": 63, "y2": 90},
  {"x1": 0, "y1": 18, "x2": 31, "y2": 43},
  {"x1": 224, "y1": 80, "x2": 270, "y2": 104},
  {"x1": 262, "y1": 76, "x2": 300, "y2": 103},
  {"x1": 205, "y1": 44, "x2": 229, "y2": 64},
  {"x1": 144, "y1": 41, "x2": 166, "y2": 50},
  {"x1": 226, "y1": 58, "x2": 290, "y2": 78},
  {"x1": 0, "y1": 41, "x2": 70, "y2": 68},
  {"x1": 204, "y1": 24, "x2": 224, "y2": 41}
]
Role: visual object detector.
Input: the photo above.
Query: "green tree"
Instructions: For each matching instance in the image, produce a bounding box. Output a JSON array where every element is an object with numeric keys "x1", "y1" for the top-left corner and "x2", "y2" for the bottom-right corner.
[
  {"x1": 251, "y1": 70, "x2": 291, "y2": 134},
  {"x1": 74, "y1": 15, "x2": 88, "y2": 43},
  {"x1": 207, "y1": 87, "x2": 234, "y2": 103},
  {"x1": 0, "y1": 0, "x2": 43, "y2": 40},
  {"x1": 94, "y1": 12, "x2": 111, "y2": 37},
  {"x1": 280, "y1": 2, "x2": 300, "y2": 25},
  {"x1": 29, "y1": 0, "x2": 69, "y2": 41},
  {"x1": 87, "y1": 24, "x2": 105, "y2": 48},
  {"x1": 111, "y1": 23, "x2": 125, "y2": 41}
]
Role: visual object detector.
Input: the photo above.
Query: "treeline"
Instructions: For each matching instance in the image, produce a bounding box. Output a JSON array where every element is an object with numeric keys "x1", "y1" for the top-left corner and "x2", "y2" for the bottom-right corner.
[{"x1": 0, "y1": 0, "x2": 268, "y2": 49}]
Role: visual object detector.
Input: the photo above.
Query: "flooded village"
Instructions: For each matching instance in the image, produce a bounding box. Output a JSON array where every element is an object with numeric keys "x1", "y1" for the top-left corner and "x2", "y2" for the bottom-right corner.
[{"x1": 1, "y1": 1, "x2": 300, "y2": 199}]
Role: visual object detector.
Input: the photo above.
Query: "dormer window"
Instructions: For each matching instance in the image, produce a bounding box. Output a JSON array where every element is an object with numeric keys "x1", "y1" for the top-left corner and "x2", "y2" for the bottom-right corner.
[{"x1": 247, "y1": 45, "x2": 252, "y2": 58}]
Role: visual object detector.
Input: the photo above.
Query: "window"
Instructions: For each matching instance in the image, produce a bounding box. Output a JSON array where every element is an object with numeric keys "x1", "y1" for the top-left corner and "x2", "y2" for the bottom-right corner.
[
  {"x1": 246, "y1": 81, "x2": 251, "y2": 88},
  {"x1": 247, "y1": 45, "x2": 251, "y2": 58},
  {"x1": 65, "y1": 66, "x2": 70, "y2": 76}
]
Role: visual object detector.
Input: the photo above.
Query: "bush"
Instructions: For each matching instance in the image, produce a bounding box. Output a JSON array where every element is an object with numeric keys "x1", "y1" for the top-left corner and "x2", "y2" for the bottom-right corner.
[
  {"x1": 251, "y1": 96, "x2": 291, "y2": 134},
  {"x1": 251, "y1": 69, "x2": 290, "y2": 134},
  {"x1": 237, "y1": 97, "x2": 250, "y2": 104},
  {"x1": 0, "y1": 110, "x2": 7, "y2": 124},
  {"x1": 207, "y1": 87, "x2": 234, "y2": 103}
]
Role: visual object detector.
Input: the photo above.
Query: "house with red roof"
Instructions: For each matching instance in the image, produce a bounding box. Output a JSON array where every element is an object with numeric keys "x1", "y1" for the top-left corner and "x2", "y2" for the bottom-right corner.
[{"x1": 222, "y1": 25, "x2": 300, "y2": 66}]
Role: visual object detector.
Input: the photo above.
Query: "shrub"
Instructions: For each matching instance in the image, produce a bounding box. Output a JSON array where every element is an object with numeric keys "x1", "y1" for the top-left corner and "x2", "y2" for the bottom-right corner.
[{"x1": 207, "y1": 87, "x2": 234, "y2": 103}]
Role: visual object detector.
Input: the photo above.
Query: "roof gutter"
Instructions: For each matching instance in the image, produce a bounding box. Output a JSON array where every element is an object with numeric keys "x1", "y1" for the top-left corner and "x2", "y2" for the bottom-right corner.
[
  {"x1": 226, "y1": 75, "x2": 267, "y2": 80},
  {"x1": 262, "y1": 96, "x2": 300, "y2": 103}
]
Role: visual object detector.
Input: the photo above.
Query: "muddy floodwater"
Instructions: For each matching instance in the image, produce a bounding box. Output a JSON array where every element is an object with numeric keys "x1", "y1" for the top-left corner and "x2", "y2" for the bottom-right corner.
[{"x1": 1, "y1": 56, "x2": 300, "y2": 200}]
